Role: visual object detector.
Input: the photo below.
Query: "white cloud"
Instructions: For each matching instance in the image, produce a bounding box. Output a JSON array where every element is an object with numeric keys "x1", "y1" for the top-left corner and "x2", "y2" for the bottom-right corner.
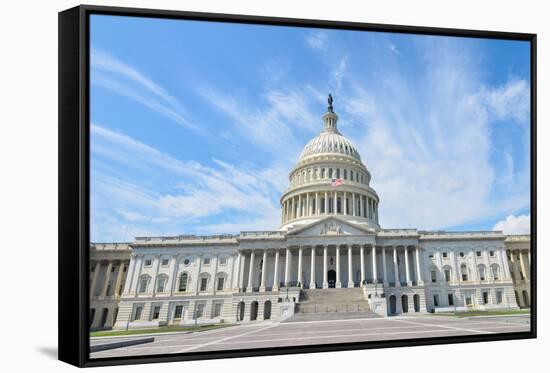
[
  {"x1": 91, "y1": 124, "x2": 284, "y2": 240},
  {"x1": 339, "y1": 41, "x2": 530, "y2": 230},
  {"x1": 305, "y1": 31, "x2": 328, "y2": 51},
  {"x1": 91, "y1": 48, "x2": 203, "y2": 133},
  {"x1": 483, "y1": 78, "x2": 530, "y2": 124},
  {"x1": 493, "y1": 214, "x2": 530, "y2": 234},
  {"x1": 389, "y1": 43, "x2": 399, "y2": 55}
]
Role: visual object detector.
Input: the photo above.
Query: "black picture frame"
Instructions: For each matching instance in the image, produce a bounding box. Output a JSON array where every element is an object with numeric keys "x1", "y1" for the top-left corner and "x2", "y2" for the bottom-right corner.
[{"x1": 58, "y1": 4, "x2": 537, "y2": 368}]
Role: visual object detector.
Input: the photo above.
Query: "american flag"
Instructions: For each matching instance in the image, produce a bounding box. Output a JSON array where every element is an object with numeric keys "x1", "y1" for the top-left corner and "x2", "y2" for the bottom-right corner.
[{"x1": 331, "y1": 178, "x2": 344, "y2": 187}]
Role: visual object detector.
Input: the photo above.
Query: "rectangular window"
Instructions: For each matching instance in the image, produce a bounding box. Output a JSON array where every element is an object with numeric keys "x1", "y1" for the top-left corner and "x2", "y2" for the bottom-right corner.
[
  {"x1": 476, "y1": 251, "x2": 482, "y2": 257},
  {"x1": 200, "y1": 277, "x2": 208, "y2": 291},
  {"x1": 482, "y1": 291, "x2": 489, "y2": 304},
  {"x1": 213, "y1": 303, "x2": 223, "y2": 318},
  {"x1": 431, "y1": 270, "x2": 437, "y2": 283},
  {"x1": 320, "y1": 198, "x2": 325, "y2": 213},
  {"x1": 139, "y1": 278, "x2": 148, "y2": 293},
  {"x1": 433, "y1": 294, "x2": 439, "y2": 307},
  {"x1": 161, "y1": 258, "x2": 169, "y2": 266},
  {"x1": 144, "y1": 258, "x2": 152, "y2": 267},
  {"x1": 343, "y1": 169, "x2": 347, "y2": 179},
  {"x1": 157, "y1": 277, "x2": 166, "y2": 293},
  {"x1": 151, "y1": 305, "x2": 161, "y2": 320},
  {"x1": 465, "y1": 295, "x2": 473, "y2": 306},
  {"x1": 350, "y1": 170, "x2": 354, "y2": 180},
  {"x1": 203, "y1": 257, "x2": 211, "y2": 265},
  {"x1": 479, "y1": 267, "x2": 486, "y2": 281},
  {"x1": 132, "y1": 305, "x2": 143, "y2": 321},
  {"x1": 217, "y1": 277, "x2": 225, "y2": 291},
  {"x1": 496, "y1": 291, "x2": 503, "y2": 304},
  {"x1": 490, "y1": 251, "x2": 495, "y2": 257},
  {"x1": 448, "y1": 294, "x2": 454, "y2": 306},
  {"x1": 428, "y1": 254, "x2": 434, "y2": 259},
  {"x1": 336, "y1": 168, "x2": 340, "y2": 178},
  {"x1": 444, "y1": 269, "x2": 451, "y2": 282},
  {"x1": 442, "y1": 252, "x2": 448, "y2": 258},
  {"x1": 174, "y1": 305, "x2": 183, "y2": 320},
  {"x1": 219, "y1": 257, "x2": 227, "y2": 265},
  {"x1": 195, "y1": 304, "x2": 204, "y2": 318}
]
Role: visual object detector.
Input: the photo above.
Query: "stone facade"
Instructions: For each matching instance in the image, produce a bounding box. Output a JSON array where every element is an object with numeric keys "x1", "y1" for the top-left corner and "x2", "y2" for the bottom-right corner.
[{"x1": 90, "y1": 98, "x2": 531, "y2": 330}]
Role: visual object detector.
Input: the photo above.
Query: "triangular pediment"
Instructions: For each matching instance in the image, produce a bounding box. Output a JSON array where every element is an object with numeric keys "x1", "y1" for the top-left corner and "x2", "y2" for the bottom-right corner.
[{"x1": 287, "y1": 216, "x2": 376, "y2": 237}]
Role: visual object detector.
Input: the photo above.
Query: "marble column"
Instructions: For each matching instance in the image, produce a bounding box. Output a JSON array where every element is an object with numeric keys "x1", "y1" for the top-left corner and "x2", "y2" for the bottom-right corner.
[
  {"x1": 382, "y1": 247, "x2": 388, "y2": 286},
  {"x1": 352, "y1": 193, "x2": 356, "y2": 216},
  {"x1": 372, "y1": 246, "x2": 378, "y2": 284},
  {"x1": 360, "y1": 246, "x2": 365, "y2": 285},
  {"x1": 285, "y1": 248, "x2": 291, "y2": 286},
  {"x1": 405, "y1": 247, "x2": 412, "y2": 286},
  {"x1": 272, "y1": 250, "x2": 280, "y2": 291},
  {"x1": 323, "y1": 246, "x2": 328, "y2": 288},
  {"x1": 333, "y1": 191, "x2": 337, "y2": 213},
  {"x1": 336, "y1": 245, "x2": 341, "y2": 288},
  {"x1": 348, "y1": 246, "x2": 354, "y2": 287},
  {"x1": 310, "y1": 247, "x2": 316, "y2": 289},
  {"x1": 90, "y1": 261, "x2": 101, "y2": 297},
  {"x1": 393, "y1": 247, "x2": 400, "y2": 287},
  {"x1": 114, "y1": 261, "x2": 126, "y2": 297},
  {"x1": 260, "y1": 250, "x2": 268, "y2": 292},
  {"x1": 169, "y1": 254, "x2": 180, "y2": 295},
  {"x1": 211, "y1": 254, "x2": 219, "y2": 294},
  {"x1": 297, "y1": 247, "x2": 303, "y2": 288},
  {"x1": 415, "y1": 247, "x2": 423, "y2": 285},
  {"x1": 315, "y1": 192, "x2": 320, "y2": 215},
  {"x1": 298, "y1": 195, "x2": 302, "y2": 218},
  {"x1": 101, "y1": 261, "x2": 113, "y2": 297},
  {"x1": 324, "y1": 191, "x2": 328, "y2": 215},
  {"x1": 247, "y1": 251, "x2": 255, "y2": 292},
  {"x1": 343, "y1": 192, "x2": 347, "y2": 215},
  {"x1": 519, "y1": 250, "x2": 528, "y2": 281}
]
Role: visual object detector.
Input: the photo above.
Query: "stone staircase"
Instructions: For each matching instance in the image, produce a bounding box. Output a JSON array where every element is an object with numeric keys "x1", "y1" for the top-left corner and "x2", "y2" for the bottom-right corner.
[{"x1": 284, "y1": 288, "x2": 380, "y2": 322}]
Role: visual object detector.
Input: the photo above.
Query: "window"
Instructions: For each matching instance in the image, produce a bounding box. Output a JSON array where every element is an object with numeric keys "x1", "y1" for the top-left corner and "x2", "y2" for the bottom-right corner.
[
  {"x1": 496, "y1": 290, "x2": 503, "y2": 304},
  {"x1": 444, "y1": 269, "x2": 451, "y2": 282},
  {"x1": 123, "y1": 265, "x2": 127, "y2": 272},
  {"x1": 431, "y1": 270, "x2": 437, "y2": 283},
  {"x1": 156, "y1": 276, "x2": 167, "y2": 293},
  {"x1": 219, "y1": 257, "x2": 227, "y2": 265},
  {"x1": 144, "y1": 258, "x2": 152, "y2": 267},
  {"x1": 328, "y1": 168, "x2": 333, "y2": 178},
  {"x1": 433, "y1": 294, "x2": 439, "y2": 307},
  {"x1": 138, "y1": 276, "x2": 150, "y2": 293},
  {"x1": 465, "y1": 294, "x2": 473, "y2": 306},
  {"x1": 459, "y1": 252, "x2": 464, "y2": 258},
  {"x1": 482, "y1": 291, "x2": 489, "y2": 304},
  {"x1": 203, "y1": 257, "x2": 211, "y2": 265},
  {"x1": 448, "y1": 294, "x2": 454, "y2": 306},
  {"x1": 492, "y1": 265, "x2": 500, "y2": 280},
  {"x1": 476, "y1": 251, "x2": 482, "y2": 257},
  {"x1": 195, "y1": 303, "x2": 205, "y2": 318},
  {"x1": 213, "y1": 303, "x2": 223, "y2": 318},
  {"x1": 321, "y1": 168, "x2": 325, "y2": 178},
  {"x1": 428, "y1": 253, "x2": 434, "y2": 259},
  {"x1": 217, "y1": 277, "x2": 225, "y2": 291},
  {"x1": 490, "y1": 251, "x2": 495, "y2": 257},
  {"x1": 478, "y1": 266, "x2": 486, "y2": 281},
  {"x1": 111, "y1": 266, "x2": 116, "y2": 272},
  {"x1": 174, "y1": 305, "x2": 183, "y2": 320},
  {"x1": 442, "y1": 252, "x2": 448, "y2": 258},
  {"x1": 336, "y1": 168, "x2": 340, "y2": 178},
  {"x1": 461, "y1": 264, "x2": 469, "y2": 281},
  {"x1": 350, "y1": 170, "x2": 354, "y2": 180},
  {"x1": 343, "y1": 169, "x2": 347, "y2": 179},
  {"x1": 200, "y1": 277, "x2": 208, "y2": 291},
  {"x1": 151, "y1": 305, "x2": 161, "y2": 320},
  {"x1": 183, "y1": 258, "x2": 190, "y2": 266},
  {"x1": 132, "y1": 304, "x2": 143, "y2": 321},
  {"x1": 161, "y1": 258, "x2": 169, "y2": 266},
  {"x1": 178, "y1": 273, "x2": 188, "y2": 292}
]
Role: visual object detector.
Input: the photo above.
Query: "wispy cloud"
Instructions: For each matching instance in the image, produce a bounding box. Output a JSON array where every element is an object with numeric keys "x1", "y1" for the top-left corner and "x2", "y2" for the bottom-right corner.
[
  {"x1": 305, "y1": 31, "x2": 328, "y2": 51},
  {"x1": 91, "y1": 124, "x2": 283, "y2": 241},
  {"x1": 91, "y1": 48, "x2": 203, "y2": 134}
]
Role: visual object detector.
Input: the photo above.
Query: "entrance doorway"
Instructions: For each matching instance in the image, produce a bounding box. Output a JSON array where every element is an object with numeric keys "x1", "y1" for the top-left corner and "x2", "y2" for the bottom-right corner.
[
  {"x1": 327, "y1": 270, "x2": 336, "y2": 288},
  {"x1": 389, "y1": 295, "x2": 397, "y2": 315}
]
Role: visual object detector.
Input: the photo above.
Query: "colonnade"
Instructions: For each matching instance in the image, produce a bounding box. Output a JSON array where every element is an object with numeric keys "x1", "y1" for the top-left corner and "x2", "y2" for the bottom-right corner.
[
  {"x1": 236, "y1": 245, "x2": 423, "y2": 293},
  {"x1": 281, "y1": 191, "x2": 378, "y2": 224}
]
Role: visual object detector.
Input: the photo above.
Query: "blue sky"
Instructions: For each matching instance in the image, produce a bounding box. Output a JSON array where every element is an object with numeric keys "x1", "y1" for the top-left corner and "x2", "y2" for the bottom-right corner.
[{"x1": 90, "y1": 15, "x2": 531, "y2": 242}]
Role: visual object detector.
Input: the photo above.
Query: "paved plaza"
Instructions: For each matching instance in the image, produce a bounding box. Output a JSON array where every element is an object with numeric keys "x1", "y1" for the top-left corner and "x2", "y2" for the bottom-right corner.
[{"x1": 91, "y1": 315, "x2": 530, "y2": 359}]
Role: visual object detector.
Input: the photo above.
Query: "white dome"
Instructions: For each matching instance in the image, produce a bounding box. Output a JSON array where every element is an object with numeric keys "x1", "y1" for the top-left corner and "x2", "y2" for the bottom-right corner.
[{"x1": 299, "y1": 130, "x2": 362, "y2": 162}]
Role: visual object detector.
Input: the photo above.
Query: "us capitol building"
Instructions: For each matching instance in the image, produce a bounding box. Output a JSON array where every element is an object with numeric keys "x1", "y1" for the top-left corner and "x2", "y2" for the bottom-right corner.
[{"x1": 89, "y1": 96, "x2": 531, "y2": 330}]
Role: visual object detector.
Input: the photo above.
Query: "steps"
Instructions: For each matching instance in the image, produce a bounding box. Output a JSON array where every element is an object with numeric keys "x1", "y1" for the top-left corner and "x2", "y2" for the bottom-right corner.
[{"x1": 286, "y1": 288, "x2": 380, "y2": 321}]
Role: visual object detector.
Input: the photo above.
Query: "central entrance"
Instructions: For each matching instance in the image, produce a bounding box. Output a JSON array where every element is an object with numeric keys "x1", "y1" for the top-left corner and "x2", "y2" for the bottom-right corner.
[{"x1": 327, "y1": 270, "x2": 336, "y2": 288}]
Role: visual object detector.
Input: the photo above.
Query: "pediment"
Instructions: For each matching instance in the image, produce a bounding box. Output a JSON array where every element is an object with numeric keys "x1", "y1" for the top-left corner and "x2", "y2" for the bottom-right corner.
[{"x1": 287, "y1": 217, "x2": 375, "y2": 237}]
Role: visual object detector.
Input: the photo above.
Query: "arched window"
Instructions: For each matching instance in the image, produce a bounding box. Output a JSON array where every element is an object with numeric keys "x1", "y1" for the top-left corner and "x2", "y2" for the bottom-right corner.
[
  {"x1": 336, "y1": 168, "x2": 340, "y2": 178},
  {"x1": 343, "y1": 169, "x2": 347, "y2": 179},
  {"x1": 350, "y1": 170, "x2": 354, "y2": 181},
  {"x1": 178, "y1": 272, "x2": 189, "y2": 292},
  {"x1": 460, "y1": 264, "x2": 469, "y2": 281},
  {"x1": 329, "y1": 168, "x2": 333, "y2": 178},
  {"x1": 156, "y1": 275, "x2": 168, "y2": 293},
  {"x1": 138, "y1": 275, "x2": 151, "y2": 293},
  {"x1": 491, "y1": 264, "x2": 500, "y2": 280},
  {"x1": 89, "y1": 308, "x2": 96, "y2": 327},
  {"x1": 477, "y1": 264, "x2": 486, "y2": 281},
  {"x1": 321, "y1": 168, "x2": 325, "y2": 178}
]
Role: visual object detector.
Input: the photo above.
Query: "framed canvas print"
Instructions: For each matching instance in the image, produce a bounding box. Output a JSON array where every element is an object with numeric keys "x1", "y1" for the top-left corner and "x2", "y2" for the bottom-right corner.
[{"x1": 58, "y1": 4, "x2": 536, "y2": 367}]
